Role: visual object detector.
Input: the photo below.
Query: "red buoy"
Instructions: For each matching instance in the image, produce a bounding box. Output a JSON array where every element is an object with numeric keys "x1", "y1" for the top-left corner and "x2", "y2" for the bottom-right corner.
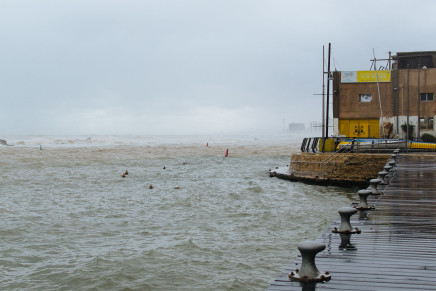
[
  {"x1": 122, "y1": 173, "x2": 126, "y2": 178},
  {"x1": 225, "y1": 148, "x2": 229, "y2": 157},
  {"x1": 206, "y1": 142, "x2": 208, "y2": 147}
]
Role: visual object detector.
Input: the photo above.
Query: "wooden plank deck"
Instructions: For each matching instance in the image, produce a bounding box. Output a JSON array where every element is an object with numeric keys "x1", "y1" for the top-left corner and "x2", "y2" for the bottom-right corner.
[{"x1": 268, "y1": 154, "x2": 436, "y2": 290}]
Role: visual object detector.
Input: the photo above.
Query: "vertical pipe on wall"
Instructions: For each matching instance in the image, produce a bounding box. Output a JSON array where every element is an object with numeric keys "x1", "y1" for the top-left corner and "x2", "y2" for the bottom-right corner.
[{"x1": 394, "y1": 70, "x2": 400, "y2": 137}]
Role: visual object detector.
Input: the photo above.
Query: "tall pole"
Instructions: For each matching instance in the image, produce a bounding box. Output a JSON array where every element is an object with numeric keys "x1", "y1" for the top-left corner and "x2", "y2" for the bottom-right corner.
[
  {"x1": 407, "y1": 65, "x2": 410, "y2": 152},
  {"x1": 326, "y1": 43, "x2": 331, "y2": 138},
  {"x1": 418, "y1": 64, "x2": 421, "y2": 139},
  {"x1": 322, "y1": 45, "x2": 325, "y2": 139}
]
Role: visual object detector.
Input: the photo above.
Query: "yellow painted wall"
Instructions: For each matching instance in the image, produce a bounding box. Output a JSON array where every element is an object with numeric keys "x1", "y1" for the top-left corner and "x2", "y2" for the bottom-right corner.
[{"x1": 339, "y1": 119, "x2": 380, "y2": 138}]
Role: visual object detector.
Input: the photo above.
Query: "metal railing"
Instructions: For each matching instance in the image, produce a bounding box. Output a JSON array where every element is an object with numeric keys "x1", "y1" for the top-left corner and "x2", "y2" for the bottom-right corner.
[
  {"x1": 300, "y1": 137, "x2": 321, "y2": 153},
  {"x1": 317, "y1": 140, "x2": 357, "y2": 176},
  {"x1": 320, "y1": 140, "x2": 354, "y2": 168},
  {"x1": 336, "y1": 138, "x2": 406, "y2": 153}
]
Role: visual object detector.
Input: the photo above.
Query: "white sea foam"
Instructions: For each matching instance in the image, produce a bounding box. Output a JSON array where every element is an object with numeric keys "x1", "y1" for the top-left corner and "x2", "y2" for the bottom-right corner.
[
  {"x1": 2, "y1": 133, "x2": 304, "y2": 148},
  {"x1": 0, "y1": 135, "x2": 353, "y2": 290}
]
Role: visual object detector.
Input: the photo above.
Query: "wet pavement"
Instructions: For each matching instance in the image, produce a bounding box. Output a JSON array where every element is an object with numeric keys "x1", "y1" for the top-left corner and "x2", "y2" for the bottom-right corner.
[{"x1": 268, "y1": 154, "x2": 436, "y2": 290}]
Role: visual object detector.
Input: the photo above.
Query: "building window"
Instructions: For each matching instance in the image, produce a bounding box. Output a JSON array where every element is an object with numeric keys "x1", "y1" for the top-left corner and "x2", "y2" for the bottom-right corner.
[
  {"x1": 420, "y1": 116, "x2": 434, "y2": 130},
  {"x1": 420, "y1": 93, "x2": 434, "y2": 101},
  {"x1": 359, "y1": 94, "x2": 372, "y2": 102}
]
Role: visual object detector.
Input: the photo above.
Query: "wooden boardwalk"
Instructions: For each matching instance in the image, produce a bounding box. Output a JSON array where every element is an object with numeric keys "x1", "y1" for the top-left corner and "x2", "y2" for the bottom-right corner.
[{"x1": 268, "y1": 154, "x2": 436, "y2": 290}]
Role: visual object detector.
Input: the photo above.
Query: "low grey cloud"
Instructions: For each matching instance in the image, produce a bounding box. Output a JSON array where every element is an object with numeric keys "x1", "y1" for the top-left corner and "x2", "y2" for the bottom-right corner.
[{"x1": 1, "y1": 0, "x2": 436, "y2": 135}]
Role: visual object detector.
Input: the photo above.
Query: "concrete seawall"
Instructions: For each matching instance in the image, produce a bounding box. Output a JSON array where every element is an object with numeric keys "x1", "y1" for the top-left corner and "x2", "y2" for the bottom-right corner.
[{"x1": 270, "y1": 152, "x2": 390, "y2": 187}]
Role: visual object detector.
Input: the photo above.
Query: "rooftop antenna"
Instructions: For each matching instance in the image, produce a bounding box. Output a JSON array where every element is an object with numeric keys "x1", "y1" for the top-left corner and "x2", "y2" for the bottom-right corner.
[
  {"x1": 388, "y1": 51, "x2": 392, "y2": 70},
  {"x1": 370, "y1": 58, "x2": 375, "y2": 70},
  {"x1": 369, "y1": 52, "x2": 392, "y2": 70}
]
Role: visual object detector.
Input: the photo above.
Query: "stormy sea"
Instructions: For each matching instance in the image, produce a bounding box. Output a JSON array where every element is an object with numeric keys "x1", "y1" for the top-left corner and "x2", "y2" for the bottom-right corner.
[{"x1": 0, "y1": 134, "x2": 353, "y2": 290}]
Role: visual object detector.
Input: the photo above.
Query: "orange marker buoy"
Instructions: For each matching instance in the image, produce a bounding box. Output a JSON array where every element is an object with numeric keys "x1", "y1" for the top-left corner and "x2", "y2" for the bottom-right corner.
[
  {"x1": 122, "y1": 173, "x2": 126, "y2": 178},
  {"x1": 225, "y1": 148, "x2": 229, "y2": 157}
]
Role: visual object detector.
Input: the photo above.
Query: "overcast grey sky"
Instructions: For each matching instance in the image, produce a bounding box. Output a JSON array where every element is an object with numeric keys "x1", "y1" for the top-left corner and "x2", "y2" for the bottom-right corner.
[{"x1": 1, "y1": 0, "x2": 436, "y2": 135}]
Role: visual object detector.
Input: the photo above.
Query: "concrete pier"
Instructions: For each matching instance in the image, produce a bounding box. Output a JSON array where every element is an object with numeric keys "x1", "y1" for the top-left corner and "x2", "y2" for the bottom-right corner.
[
  {"x1": 268, "y1": 154, "x2": 436, "y2": 290},
  {"x1": 270, "y1": 153, "x2": 390, "y2": 187}
]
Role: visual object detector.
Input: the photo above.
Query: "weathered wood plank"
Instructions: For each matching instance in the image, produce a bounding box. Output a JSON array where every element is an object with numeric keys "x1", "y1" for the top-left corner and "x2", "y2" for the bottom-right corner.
[{"x1": 268, "y1": 155, "x2": 436, "y2": 290}]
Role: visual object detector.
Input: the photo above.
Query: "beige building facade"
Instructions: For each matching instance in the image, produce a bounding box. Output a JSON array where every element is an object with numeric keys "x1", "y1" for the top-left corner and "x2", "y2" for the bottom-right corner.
[{"x1": 332, "y1": 51, "x2": 436, "y2": 139}]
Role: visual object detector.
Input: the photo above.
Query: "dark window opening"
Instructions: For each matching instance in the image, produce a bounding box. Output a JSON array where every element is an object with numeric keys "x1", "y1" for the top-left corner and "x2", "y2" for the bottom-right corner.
[
  {"x1": 420, "y1": 116, "x2": 434, "y2": 130},
  {"x1": 420, "y1": 93, "x2": 434, "y2": 102}
]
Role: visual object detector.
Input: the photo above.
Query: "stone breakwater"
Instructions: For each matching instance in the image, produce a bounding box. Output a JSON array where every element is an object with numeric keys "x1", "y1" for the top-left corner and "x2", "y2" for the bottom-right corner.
[{"x1": 270, "y1": 152, "x2": 390, "y2": 187}]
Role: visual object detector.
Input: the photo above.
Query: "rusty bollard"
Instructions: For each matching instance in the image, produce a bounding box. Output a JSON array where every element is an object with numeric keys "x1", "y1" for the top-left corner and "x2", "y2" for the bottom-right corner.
[
  {"x1": 378, "y1": 170, "x2": 388, "y2": 185},
  {"x1": 356, "y1": 189, "x2": 375, "y2": 210},
  {"x1": 369, "y1": 178, "x2": 382, "y2": 195},
  {"x1": 333, "y1": 207, "x2": 360, "y2": 234},
  {"x1": 288, "y1": 241, "x2": 331, "y2": 282}
]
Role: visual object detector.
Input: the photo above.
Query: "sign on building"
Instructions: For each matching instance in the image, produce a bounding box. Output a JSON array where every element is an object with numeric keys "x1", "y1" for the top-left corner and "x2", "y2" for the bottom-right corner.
[{"x1": 341, "y1": 70, "x2": 391, "y2": 83}]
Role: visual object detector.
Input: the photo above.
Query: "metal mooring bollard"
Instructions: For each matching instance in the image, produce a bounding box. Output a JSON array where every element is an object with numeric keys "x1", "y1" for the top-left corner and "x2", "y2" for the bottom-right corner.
[
  {"x1": 339, "y1": 233, "x2": 356, "y2": 250},
  {"x1": 332, "y1": 207, "x2": 360, "y2": 234},
  {"x1": 383, "y1": 165, "x2": 393, "y2": 181},
  {"x1": 384, "y1": 165, "x2": 393, "y2": 173},
  {"x1": 388, "y1": 159, "x2": 397, "y2": 172},
  {"x1": 356, "y1": 189, "x2": 375, "y2": 210},
  {"x1": 378, "y1": 170, "x2": 388, "y2": 185},
  {"x1": 288, "y1": 240, "x2": 331, "y2": 282},
  {"x1": 369, "y1": 178, "x2": 382, "y2": 194}
]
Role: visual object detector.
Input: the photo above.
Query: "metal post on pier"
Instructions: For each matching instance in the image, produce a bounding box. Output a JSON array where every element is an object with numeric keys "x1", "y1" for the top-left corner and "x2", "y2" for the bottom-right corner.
[
  {"x1": 407, "y1": 65, "x2": 410, "y2": 153},
  {"x1": 325, "y1": 43, "x2": 331, "y2": 138},
  {"x1": 418, "y1": 63, "x2": 421, "y2": 139}
]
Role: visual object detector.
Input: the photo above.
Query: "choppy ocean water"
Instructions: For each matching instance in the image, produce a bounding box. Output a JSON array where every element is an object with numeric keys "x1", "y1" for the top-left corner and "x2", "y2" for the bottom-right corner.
[{"x1": 0, "y1": 134, "x2": 353, "y2": 290}]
